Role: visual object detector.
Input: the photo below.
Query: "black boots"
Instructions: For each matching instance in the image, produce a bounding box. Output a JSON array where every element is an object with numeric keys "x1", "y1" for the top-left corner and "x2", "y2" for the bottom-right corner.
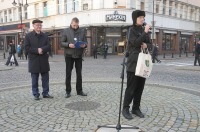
[
  {"x1": 132, "y1": 109, "x2": 145, "y2": 118},
  {"x1": 122, "y1": 107, "x2": 133, "y2": 120}
]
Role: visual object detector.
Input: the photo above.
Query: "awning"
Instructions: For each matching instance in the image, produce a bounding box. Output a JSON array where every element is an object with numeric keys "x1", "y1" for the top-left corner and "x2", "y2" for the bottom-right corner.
[
  {"x1": 163, "y1": 30, "x2": 177, "y2": 34},
  {"x1": 181, "y1": 32, "x2": 193, "y2": 35}
]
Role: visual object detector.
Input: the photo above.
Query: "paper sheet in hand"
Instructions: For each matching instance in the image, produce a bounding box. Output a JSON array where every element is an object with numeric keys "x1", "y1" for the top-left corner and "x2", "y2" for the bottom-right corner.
[{"x1": 75, "y1": 41, "x2": 87, "y2": 48}]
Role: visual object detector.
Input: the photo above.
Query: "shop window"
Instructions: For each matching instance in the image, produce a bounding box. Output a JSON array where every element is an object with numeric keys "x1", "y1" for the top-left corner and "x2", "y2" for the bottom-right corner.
[{"x1": 162, "y1": 34, "x2": 174, "y2": 50}]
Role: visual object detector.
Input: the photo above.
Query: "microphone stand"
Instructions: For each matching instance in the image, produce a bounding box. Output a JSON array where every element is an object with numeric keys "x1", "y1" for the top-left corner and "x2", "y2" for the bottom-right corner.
[{"x1": 97, "y1": 28, "x2": 140, "y2": 132}]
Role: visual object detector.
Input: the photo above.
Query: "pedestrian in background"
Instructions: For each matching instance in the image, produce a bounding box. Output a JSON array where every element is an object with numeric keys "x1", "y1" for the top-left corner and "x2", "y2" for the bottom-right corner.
[
  {"x1": 93, "y1": 44, "x2": 98, "y2": 59},
  {"x1": 194, "y1": 40, "x2": 200, "y2": 66},
  {"x1": 103, "y1": 43, "x2": 108, "y2": 59},
  {"x1": 5, "y1": 40, "x2": 18, "y2": 66},
  {"x1": 25, "y1": 19, "x2": 53, "y2": 100},
  {"x1": 152, "y1": 44, "x2": 161, "y2": 63},
  {"x1": 17, "y1": 41, "x2": 22, "y2": 59},
  {"x1": 61, "y1": 17, "x2": 87, "y2": 98}
]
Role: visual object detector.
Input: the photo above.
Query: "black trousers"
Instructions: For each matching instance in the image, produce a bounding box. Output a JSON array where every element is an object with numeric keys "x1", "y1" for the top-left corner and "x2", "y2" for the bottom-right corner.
[
  {"x1": 194, "y1": 54, "x2": 200, "y2": 66},
  {"x1": 93, "y1": 52, "x2": 97, "y2": 59},
  {"x1": 123, "y1": 72, "x2": 146, "y2": 110},
  {"x1": 65, "y1": 57, "x2": 82, "y2": 94}
]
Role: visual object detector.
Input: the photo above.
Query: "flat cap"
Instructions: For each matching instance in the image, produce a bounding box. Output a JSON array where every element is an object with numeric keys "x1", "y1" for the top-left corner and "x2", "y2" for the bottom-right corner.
[{"x1": 32, "y1": 19, "x2": 43, "y2": 24}]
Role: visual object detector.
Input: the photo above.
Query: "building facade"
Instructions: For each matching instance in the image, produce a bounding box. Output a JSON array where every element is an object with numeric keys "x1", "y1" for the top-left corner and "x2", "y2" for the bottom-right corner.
[{"x1": 0, "y1": 0, "x2": 200, "y2": 55}]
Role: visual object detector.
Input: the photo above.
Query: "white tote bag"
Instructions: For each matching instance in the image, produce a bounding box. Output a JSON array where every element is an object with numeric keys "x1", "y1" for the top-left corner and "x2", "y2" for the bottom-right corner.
[
  {"x1": 10, "y1": 55, "x2": 15, "y2": 63},
  {"x1": 135, "y1": 49, "x2": 153, "y2": 78}
]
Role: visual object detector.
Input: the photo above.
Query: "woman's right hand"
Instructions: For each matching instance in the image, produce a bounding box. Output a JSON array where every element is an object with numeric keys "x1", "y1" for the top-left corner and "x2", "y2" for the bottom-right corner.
[{"x1": 145, "y1": 24, "x2": 151, "y2": 33}]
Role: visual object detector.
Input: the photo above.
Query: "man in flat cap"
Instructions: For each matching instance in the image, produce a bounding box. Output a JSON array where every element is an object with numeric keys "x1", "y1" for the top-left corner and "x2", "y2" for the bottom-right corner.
[{"x1": 25, "y1": 19, "x2": 53, "y2": 100}]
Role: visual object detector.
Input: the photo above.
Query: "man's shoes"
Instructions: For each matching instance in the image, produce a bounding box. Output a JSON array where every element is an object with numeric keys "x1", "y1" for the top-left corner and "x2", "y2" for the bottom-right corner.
[
  {"x1": 43, "y1": 94, "x2": 54, "y2": 98},
  {"x1": 34, "y1": 96, "x2": 40, "y2": 100},
  {"x1": 65, "y1": 93, "x2": 71, "y2": 98},
  {"x1": 77, "y1": 91, "x2": 87, "y2": 96},
  {"x1": 122, "y1": 107, "x2": 133, "y2": 120},
  {"x1": 132, "y1": 109, "x2": 145, "y2": 118}
]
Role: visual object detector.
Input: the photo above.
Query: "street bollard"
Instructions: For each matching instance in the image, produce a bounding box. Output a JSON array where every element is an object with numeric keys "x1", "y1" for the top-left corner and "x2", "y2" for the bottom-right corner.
[
  {"x1": 186, "y1": 52, "x2": 188, "y2": 57},
  {"x1": 172, "y1": 53, "x2": 174, "y2": 58},
  {"x1": 3, "y1": 53, "x2": 5, "y2": 59},
  {"x1": 163, "y1": 53, "x2": 165, "y2": 58}
]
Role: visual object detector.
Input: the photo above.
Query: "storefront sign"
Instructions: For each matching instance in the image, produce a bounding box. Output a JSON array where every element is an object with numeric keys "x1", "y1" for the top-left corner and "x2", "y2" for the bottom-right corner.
[
  {"x1": 18, "y1": 24, "x2": 26, "y2": 29},
  {"x1": 106, "y1": 11, "x2": 126, "y2": 22}
]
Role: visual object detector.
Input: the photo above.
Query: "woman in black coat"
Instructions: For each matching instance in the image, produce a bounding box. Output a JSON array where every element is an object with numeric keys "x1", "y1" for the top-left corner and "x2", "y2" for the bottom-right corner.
[{"x1": 122, "y1": 10, "x2": 151, "y2": 120}]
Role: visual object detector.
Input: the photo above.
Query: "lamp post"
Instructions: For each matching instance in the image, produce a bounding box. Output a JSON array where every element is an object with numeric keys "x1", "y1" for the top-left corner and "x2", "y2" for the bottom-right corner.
[{"x1": 12, "y1": 0, "x2": 29, "y2": 42}]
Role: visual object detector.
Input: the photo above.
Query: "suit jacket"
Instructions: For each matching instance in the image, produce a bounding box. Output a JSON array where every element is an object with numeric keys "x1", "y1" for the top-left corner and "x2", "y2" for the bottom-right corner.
[
  {"x1": 61, "y1": 26, "x2": 87, "y2": 58},
  {"x1": 25, "y1": 30, "x2": 51, "y2": 73}
]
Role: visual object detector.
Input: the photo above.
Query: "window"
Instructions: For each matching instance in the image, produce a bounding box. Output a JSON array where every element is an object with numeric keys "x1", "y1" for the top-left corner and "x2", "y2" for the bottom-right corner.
[
  {"x1": 83, "y1": 3, "x2": 88, "y2": 10},
  {"x1": 156, "y1": 4, "x2": 159, "y2": 13},
  {"x1": 35, "y1": 3, "x2": 39, "y2": 18},
  {"x1": 57, "y1": 0, "x2": 63, "y2": 14},
  {"x1": 0, "y1": 11, "x2": 3, "y2": 23},
  {"x1": 64, "y1": 0, "x2": 67, "y2": 13},
  {"x1": 180, "y1": 5, "x2": 183, "y2": 18},
  {"x1": 8, "y1": 9, "x2": 12, "y2": 21},
  {"x1": 4, "y1": 10, "x2": 7, "y2": 22},
  {"x1": 184, "y1": 6, "x2": 187, "y2": 19},
  {"x1": 43, "y1": 1, "x2": 48, "y2": 17},
  {"x1": 18, "y1": 7, "x2": 22, "y2": 21},
  {"x1": 163, "y1": 0, "x2": 166, "y2": 14},
  {"x1": 13, "y1": 8, "x2": 17, "y2": 21},
  {"x1": 169, "y1": 1, "x2": 172, "y2": 15},
  {"x1": 162, "y1": 34, "x2": 175, "y2": 50},
  {"x1": 74, "y1": 0, "x2": 79, "y2": 12},
  {"x1": 175, "y1": 3, "x2": 177, "y2": 17},
  {"x1": 140, "y1": 2, "x2": 144, "y2": 11},
  {"x1": 24, "y1": 7, "x2": 28, "y2": 19}
]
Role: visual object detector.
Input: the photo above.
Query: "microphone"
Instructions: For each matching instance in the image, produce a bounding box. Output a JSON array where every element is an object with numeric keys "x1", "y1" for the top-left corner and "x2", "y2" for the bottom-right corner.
[{"x1": 143, "y1": 22, "x2": 152, "y2": 30}]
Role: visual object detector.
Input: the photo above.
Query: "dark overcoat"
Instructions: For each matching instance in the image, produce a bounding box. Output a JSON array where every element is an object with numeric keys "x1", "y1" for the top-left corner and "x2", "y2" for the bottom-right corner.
[
  {"x1": 126, "y1": 26, "x2": 151, "y2": 72},
  {"x1": 25, "y1": 30, "x2": 51, "y2": 73}
]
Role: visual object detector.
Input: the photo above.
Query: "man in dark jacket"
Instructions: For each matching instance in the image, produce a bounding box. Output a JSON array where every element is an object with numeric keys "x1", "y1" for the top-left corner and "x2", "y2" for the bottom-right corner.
[
  {"x1": 93, "y1": 44, "x2": 98, "y2": 59},
  {"x1": 152, "y1": 44, "x2": 161, "y2": 63},
  {"x1": 5, "y1": 40, "x2": 18, "y2": 66},
  {"x1": 61, "y1": 17, "x2": 87, "y2": 98},
  {"x1": 194, "y1": 40, "x2": 200, "y2": 66},
  {"x1": 25, "y1": 19, "x2": 53, "y2": 100},
  {"x1": 122, "y1": 10, "x2": 151, "y2": 120}
]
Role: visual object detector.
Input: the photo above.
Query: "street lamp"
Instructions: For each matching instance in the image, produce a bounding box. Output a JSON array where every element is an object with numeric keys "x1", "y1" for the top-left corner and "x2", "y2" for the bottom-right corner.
[{"x1": 12, "y1": 0, "x2": 29, "y2": 42}]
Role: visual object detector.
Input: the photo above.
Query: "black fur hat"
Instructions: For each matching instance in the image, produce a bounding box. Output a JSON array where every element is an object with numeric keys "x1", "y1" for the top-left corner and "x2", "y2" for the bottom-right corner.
[{"x1": 132, "y1": 10, "x2": 145, "y2": 25}]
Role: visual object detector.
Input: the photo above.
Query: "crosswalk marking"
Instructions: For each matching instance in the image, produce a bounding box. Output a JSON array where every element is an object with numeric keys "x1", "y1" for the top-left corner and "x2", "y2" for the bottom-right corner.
[{"x1": 154, "y1": 61, "x2": 193, "y2": 67}]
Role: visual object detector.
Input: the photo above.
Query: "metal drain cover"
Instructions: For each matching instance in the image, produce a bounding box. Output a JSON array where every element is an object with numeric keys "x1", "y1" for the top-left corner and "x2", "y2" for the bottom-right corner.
[{"x1": 65, "y1": 101, "x2": 101, "y2": 111}]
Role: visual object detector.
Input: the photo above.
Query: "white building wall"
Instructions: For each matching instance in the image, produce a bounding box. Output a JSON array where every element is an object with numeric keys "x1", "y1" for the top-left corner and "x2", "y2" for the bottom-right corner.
[{"x1": 1, "y1": 0, "x2": 200, "y2": 33}]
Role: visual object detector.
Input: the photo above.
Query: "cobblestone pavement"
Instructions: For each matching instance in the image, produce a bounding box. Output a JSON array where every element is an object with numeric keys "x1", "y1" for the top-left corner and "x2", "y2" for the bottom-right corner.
[
  {"x1": 0, "y1": 83, "x2": 200, "y2": 132},
  {"x1": 0, "y1": 54, "x2": 200, "y2": 132}
]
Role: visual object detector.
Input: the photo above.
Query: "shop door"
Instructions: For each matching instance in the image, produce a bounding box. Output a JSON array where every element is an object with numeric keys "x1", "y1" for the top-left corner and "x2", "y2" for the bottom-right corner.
[{"x1": 106, "y1": 38, "x2": 120, "y2": 54}]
